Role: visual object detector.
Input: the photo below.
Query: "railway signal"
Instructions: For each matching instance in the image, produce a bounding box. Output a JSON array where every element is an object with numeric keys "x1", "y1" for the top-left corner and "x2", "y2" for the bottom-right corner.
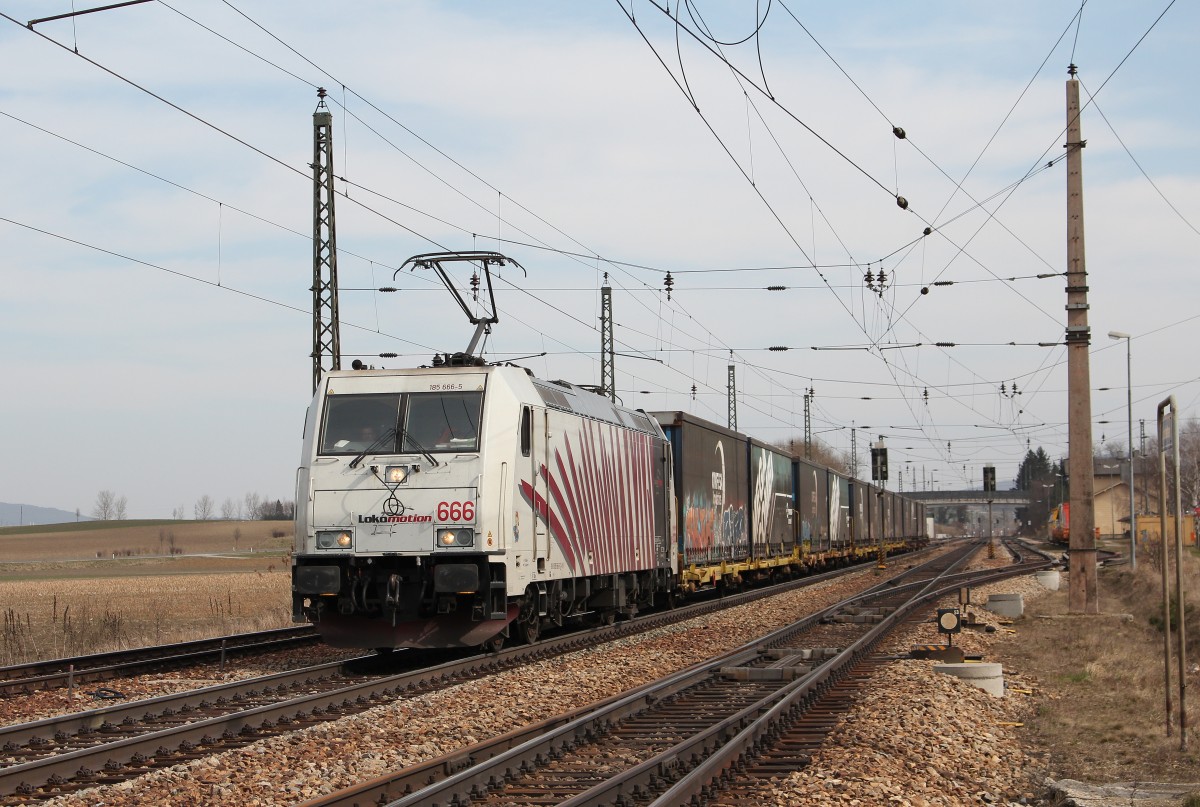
[{"x1": 983, "y1": 465, "x2": 996, "y2": 557}]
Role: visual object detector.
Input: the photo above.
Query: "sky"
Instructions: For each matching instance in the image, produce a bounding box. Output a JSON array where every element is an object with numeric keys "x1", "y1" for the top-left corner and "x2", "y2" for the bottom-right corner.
[{"x1": 1, "y1": 0, "x2": 1197, "y2": 521}]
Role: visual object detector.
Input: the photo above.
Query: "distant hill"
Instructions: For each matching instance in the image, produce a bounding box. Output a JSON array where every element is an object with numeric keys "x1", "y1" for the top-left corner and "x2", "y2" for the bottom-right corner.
[{"x1": 0, "y1": 502, "x2": 92, "y2": 527}]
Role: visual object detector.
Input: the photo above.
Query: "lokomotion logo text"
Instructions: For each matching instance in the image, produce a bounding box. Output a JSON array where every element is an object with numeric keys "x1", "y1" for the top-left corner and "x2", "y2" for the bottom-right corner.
[{"x1": 358, "y1": 514, "x2": 433, "y2": 523}]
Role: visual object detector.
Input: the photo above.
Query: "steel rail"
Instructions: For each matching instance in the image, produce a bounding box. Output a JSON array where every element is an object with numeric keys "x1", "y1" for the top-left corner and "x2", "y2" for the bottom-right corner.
[
  {"x1": 0, "y1": 626, "x2": 318, "y2": 696},
  {"x1": 0, "y1": 658, "x2": 352, "y2": 751},
  {"x1": 1, "y1": 549, "x2": 931, "y2": 801},
  {"x1": 557, "y1": 549, "x2": 1038, "y2": 807},
  {"x1": 648, "y1": 554, "x2": 1051, "y2": 805},
  {"x1": 302, "y1": 544, "x2": 1039, "y2": 807}
]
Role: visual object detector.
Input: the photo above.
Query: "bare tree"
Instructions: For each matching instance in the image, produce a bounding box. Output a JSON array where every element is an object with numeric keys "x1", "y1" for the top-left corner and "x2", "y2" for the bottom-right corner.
[
  {"x1": 1133, "y1": 421, "x2": 1200, "y2": 516},
  {"x1": 114, "y1": 496, "x2": 128, "y2": 520},
  {"x1": 93, "y1": 490, "x2": 116, "y2": 520},
  {"x1": 244, "y1": 492, "x2": 262, "y2": 521},
  {"x1": 172, "y1": 505, "x2": 186, "y2": 520},
  {"x1": 1179, "y1": 417, "x2": 1200, "y2": 511},
  {"x1": 220, "y1": 498, "x2": 236, "y2": 520},
  {"x1": 773, "y1": 435, "x2": 850, "y2": 476},
  {"x1": 194, "y1": 495, "x2": 214, "y2": 521}
]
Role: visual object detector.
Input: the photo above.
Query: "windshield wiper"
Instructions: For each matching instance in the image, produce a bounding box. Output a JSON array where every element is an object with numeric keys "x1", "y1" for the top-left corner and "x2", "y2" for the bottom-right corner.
[
  {"x1": 399, "y1": 429, "x2": 441, "y2": 467},
  {"x1": 348, "y1": 427, "x2": 398, "y2": 469}
]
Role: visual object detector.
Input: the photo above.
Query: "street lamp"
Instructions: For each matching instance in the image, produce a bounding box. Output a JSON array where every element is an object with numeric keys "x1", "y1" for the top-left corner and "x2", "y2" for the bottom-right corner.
[{"x1": 1108, "y1": 330, "x2": 1136, "y2": 570}]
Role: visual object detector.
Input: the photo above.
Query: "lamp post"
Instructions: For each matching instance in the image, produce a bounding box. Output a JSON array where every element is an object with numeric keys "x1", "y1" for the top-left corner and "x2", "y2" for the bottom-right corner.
[{"x1": 1109, "y1": 330, "x2": 1136, "y2": 570}]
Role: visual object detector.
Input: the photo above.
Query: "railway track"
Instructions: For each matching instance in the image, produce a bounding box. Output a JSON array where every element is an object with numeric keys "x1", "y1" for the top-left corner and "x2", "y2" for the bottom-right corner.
[
  {"x1": 297, "y1": 540, "x2": 1050, "y2": 807},
  {"x1": 0, "y1": 550, "x2": 933, "y2": 804},
  {"x1": 0, "y1": 626, "x2": 319, "y2": 697}
]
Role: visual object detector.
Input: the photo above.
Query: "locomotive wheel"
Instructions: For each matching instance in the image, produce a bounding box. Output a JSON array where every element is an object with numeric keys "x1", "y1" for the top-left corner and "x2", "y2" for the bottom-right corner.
[
  {"x1": 516, "y1": 611, "x2": 540, "y2": 644},
  {"x1": 481, "y1": 634, "x2": 505, "y2": 653},
  {"x1": 515, "y1": 592, "x2": 541, "y2": 644}
]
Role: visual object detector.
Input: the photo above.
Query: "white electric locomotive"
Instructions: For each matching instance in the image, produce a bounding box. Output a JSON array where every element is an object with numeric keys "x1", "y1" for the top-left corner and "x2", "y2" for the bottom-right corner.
[{"x1": 292, "y1": 253, "x2": 677, "y2": 649}]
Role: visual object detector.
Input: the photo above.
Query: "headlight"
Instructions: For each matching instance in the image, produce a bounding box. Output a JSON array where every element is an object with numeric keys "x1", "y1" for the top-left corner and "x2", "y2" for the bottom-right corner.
[
  {"x1": 384, "y1": 465, "x2": 409, "y2": 484},
  {"x1": 437, "y1": 528, "x2": 473, "y2": 547},
  {"x1": 316, "y1": 530, "x2": 353, "y2": 550}
]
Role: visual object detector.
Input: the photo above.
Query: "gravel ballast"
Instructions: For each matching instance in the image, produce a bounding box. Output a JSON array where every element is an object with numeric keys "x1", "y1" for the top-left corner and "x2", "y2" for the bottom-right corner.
[{"x1": 34, "y1": 556, "x2": 1058, "y2": 806}]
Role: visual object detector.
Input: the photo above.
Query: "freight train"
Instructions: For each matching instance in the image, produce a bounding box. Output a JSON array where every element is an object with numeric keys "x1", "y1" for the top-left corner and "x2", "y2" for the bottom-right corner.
[
  {"x1": 291, "y1": 251, "x2": 924, "y2": 651},
  {"x1": 290, "y1": 364, "x2": 925, "y2": 651}
]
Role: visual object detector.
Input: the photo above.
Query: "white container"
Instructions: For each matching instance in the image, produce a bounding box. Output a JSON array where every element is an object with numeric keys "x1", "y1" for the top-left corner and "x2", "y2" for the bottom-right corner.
[
  {"x1": 984, "y1": 592, "x2": 1024, "y2": 618},
  {"x1": 933, "y1": 662, "x2": 1005, "y2": 697},
  {"x1": 1035, "y1": 570, "x2": 1061, "y2": 591}
]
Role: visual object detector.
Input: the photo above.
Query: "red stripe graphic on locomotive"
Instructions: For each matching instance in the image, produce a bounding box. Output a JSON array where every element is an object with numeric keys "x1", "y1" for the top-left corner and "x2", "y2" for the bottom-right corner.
[
  {"x1": 581, "y1": 425, "x2": 607, "y2": 569},
  {"x1": 554, "y1": 451, "x2": 587, "y2": 563},
  {"x1": 542, "y1": 462, "x2": 584, "y2": 569},
  {"x1": 518, "y1": 478, "x2": 577, "y2": 573},
  {"x1": 633, "y1": 431, "x2": 648, "y2": 566},
  {"x1": 616, "y1": 429, "x2": 629, "y2": 562},
  {"x1": 520, "y1": 420, "x2": 657, "y2": 576},
  {"x1": 563, "y1": 438, "x2": 595, "y2": 565},
  {"x1": 620, "y1": 428, "x2": 633, "y2": 566}
]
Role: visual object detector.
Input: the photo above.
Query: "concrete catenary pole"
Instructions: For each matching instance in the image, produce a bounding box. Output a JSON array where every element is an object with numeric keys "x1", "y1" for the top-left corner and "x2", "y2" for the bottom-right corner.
[
  {"x1": 1064, "y1": 66, "x2": 1098, "y2": 614},
  {"x1": 1158, "y1": 397, "x2": 1188, "y2": 748}
]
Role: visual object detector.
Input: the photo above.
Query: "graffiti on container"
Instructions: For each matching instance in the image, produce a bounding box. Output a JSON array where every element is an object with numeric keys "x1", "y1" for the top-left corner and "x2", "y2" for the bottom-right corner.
[
  {"x1": 830, "y1": 481, "x2": 842, "y2": 544},
  {"x1": 752, "y1": 448, "x2": 792, "y2": 548},
  {"x1": 683, "y1": 439, "x2": 746, "y2": 561},
  {"x1": 683, "y1": 496, "x2": 745, "y2": 551}
]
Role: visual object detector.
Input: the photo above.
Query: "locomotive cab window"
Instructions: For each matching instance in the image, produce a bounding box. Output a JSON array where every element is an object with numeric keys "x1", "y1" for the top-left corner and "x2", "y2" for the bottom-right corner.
[
  {"x1": 404, "y1": 391, "x2": 483, "y2": 452},
  {"x1": 319, "y1": 391, "x2": 484, "y2": 455},
  {"x1": 320, "y1": 393, "x2": 402, "y2": 455},
  {"x1": 520, "y1": 406, "x2": 532, "y2": 457}
]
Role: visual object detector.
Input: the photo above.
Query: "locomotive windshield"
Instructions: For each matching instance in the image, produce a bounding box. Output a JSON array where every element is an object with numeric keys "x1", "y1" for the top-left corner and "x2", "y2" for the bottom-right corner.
[{"x1": 319, "y1": 391, "x2": 483, "y2": 455}]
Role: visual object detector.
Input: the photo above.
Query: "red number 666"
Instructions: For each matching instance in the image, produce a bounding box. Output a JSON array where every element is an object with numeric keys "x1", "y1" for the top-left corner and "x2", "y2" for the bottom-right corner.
[{"x1": 437, "y1": 501, "x2": 475, "y2": 521}]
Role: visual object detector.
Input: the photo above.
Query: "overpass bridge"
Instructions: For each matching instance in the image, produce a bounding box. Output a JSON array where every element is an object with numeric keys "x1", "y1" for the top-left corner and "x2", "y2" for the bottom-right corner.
[
  {"x1": 905, "y1": 490, "x2": 1031, "y2": 534},
  {"x1": 905, "y1": 490, "x2": 1031, "y2": 507}
]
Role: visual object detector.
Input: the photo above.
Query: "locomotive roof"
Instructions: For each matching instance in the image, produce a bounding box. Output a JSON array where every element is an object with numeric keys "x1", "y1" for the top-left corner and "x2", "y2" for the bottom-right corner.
[{"x1": 528, "y1": 377, "x2": 662, "y2": 437}]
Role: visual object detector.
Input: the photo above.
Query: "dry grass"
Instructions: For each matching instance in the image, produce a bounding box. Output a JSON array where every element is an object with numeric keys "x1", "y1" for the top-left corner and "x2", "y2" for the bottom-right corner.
[
  {"x1": 0, "y1": 571, "x2": 292, "y2": 665},
  {"x1": 0, "y1": 520, "x2": 295, "y2": 665},
  {"x1": 0, "y1": 520, "x2": 292, "y2": 564},
  {"x1": 996, "y1": 547, "x2": 1200, "y2": 784}
]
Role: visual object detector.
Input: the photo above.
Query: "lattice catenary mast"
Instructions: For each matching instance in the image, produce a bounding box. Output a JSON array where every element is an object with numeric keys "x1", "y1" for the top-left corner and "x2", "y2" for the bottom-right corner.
[
  {"x1": 311, "y1": 88, "x2": 341, "y2": 393},
  {"x1": 727, "y1": 360, "x2": 737, "y2": 430},
  {"x1": 600, "y1": 274, "x2": 615, "y2": 402}
]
